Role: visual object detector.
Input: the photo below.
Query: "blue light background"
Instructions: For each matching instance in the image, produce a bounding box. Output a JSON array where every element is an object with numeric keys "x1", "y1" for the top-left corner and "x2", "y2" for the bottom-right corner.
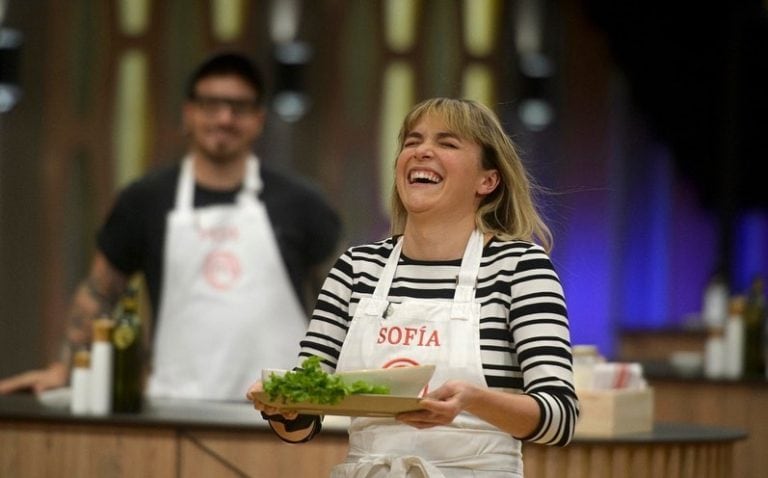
[{"x1": 549, "y1": 142, "x2": 768, "y2": 359}]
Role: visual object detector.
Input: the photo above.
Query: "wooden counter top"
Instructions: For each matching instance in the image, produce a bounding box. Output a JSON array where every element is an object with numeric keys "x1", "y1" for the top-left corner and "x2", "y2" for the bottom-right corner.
[{"x1": 0, "y1": 391, "x2": 351, "y2": 432}]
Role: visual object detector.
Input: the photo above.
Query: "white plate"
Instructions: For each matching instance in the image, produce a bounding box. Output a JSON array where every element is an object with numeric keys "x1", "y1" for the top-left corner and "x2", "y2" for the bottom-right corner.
[
  {"x1": 262, "y1": 368, "x2": 289, "y2": 382},
  {"x1": 262, "y1": 364, "x2": 435, "y2": 397},
  {"x1": 336, "y1": 365, "x2": 435, "y2": 396}
]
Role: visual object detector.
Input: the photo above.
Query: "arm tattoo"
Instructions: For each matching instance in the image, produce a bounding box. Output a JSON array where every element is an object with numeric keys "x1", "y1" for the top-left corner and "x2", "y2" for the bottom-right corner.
[
  {"x1": 59, "y1": 277, "x2": 120, "y2": 365},
  {"x1": 84, "y1": 276, "x2": 116, "y2": 312}
]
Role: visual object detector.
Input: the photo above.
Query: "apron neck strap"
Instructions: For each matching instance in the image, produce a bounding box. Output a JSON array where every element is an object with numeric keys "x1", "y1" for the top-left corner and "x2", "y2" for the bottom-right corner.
[
  {"x1": 362, "y1": 237, "x2": 402, "y2": 316},
  {"x1": 453, "y1": 229, "x2": 483, "y2": 302},
  {"x1": 237, "y1": 156, "x2": 262, "y2": 206},
  {"x1": 371, "y1": 236, "x2": 403, "y2": 301},
  {"x1": 175, "y1": 157, "x2": 194, "y2": 212}
]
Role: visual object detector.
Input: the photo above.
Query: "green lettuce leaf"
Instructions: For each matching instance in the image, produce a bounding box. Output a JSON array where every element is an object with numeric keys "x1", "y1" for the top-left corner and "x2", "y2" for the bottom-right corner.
[{"x1": 263, "y1": 356, "x2": 389, "y2": 405}]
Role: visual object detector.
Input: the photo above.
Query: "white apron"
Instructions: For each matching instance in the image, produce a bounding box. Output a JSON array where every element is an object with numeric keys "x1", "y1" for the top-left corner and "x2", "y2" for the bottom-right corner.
[
  {"x1": 332, "y1": 230, "x2": 523, "y2": 478},
  {"x1": 147, "y1": 156, "x2": 308, "y2": 401}
]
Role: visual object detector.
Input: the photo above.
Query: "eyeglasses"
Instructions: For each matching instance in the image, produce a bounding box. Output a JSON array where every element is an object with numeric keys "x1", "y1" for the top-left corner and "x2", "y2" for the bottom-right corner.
[{"x1": 191, "y1": 95, "x2": 261, "y2": 116}]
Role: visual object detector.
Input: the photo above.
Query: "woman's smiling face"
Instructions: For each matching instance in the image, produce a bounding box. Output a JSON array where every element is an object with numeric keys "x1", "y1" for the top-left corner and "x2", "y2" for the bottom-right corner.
[{"x1": 395, "y1": 113, "x2": 499, "y2": 222}]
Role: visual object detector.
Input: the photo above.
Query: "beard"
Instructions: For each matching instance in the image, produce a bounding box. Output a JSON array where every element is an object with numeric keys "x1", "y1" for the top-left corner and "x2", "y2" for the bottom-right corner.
[
  {"x1": 206, "y1": 142, "x2": 241, "y2": 163},
  {"x1": 197, "y1": 129, "x2": 250, "y2": 164}
]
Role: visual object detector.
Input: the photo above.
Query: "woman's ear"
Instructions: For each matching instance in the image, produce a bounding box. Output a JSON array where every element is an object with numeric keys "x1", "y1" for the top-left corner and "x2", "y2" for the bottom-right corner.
[{"x1": 477, "y1": 169, "x2": 500, "y2": 196}]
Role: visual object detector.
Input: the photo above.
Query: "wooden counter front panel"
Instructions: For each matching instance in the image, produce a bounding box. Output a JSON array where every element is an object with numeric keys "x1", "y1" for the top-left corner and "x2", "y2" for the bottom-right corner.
[
  {"x1": 0, "y1": 423, "x2": 176, "y2": 477},
  {"x1": 178, "y1": 430, "x2": 349, "y2": 478},
  {"x1": 0, "y1": 421, "x2": 350, "y2": 478},
  {"x1": 523, "y1": 442, "x2": 734, "y2": 478},
  {"x1": 651, "y1": 380, "x2": 765, "y2": 478}
]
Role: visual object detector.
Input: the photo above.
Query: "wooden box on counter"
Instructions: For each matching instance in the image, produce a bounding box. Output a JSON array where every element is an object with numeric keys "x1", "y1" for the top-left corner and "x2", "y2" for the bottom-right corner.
[{"x1": 575, "y1": 387, "x2": 654, "y2": 437}]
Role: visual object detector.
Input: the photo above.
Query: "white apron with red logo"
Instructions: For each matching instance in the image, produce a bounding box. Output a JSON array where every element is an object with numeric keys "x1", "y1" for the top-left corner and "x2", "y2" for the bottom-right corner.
[
  {"x1": 147, "y1": 156, "x2": 308, "y2": 401},
  {"x1": 331, "y1": 230, "x2": 523, "y2": 477}
]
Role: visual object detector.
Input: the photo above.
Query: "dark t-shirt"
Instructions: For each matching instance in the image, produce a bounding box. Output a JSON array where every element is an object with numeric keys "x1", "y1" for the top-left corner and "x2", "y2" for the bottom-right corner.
[{"x1": 96, "y1": 161, "x2": 342, "y2": 318}]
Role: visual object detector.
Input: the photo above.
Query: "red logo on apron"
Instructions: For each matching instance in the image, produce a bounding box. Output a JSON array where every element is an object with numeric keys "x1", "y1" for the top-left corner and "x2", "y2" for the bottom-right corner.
[
  {"x1": 382, "y1": 357, "x2": 421, "y2": 368},
  {"x1": 382, "y1": 357, "x2": 430, "y2": 396},
  {"x1": 204, "y1": 250, "x2": 242, "y2": 290}
]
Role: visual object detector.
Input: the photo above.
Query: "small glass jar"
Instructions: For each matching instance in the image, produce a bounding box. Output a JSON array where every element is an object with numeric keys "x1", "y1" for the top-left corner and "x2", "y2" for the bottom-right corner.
[{"x1": 572, "y1": 345, "x2": 600, "y2": 390}]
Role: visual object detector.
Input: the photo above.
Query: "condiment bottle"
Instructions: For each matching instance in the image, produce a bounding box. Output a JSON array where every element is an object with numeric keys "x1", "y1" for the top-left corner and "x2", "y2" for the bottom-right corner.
[
  {"x1": 764, "y1": 313, "x2": 768, "y2": 380},
  {"x1": 90, "y1": 317, "x2": 114, "y2": 415},
  {"x1": 704, "y1": 327, "x2": 725, "y2": 380},
  {"x1": 723, "y1": 296, "x2": 745, "y2": 379},
  {"x1": 572, "y1": 345, "x2": 600, "y2": 390},
  {"x1": 112, "y1": 288, "x2": 144, "y2": 413},
  {"x1": 70, "y1": 348, "x2": 91, "y2": 415},
  {"x1": 702, "y1": 272, "x2": 729, "y2": 329},
  {"x1": 743, "y1": 277, "x2": 767, "y2": 378}
]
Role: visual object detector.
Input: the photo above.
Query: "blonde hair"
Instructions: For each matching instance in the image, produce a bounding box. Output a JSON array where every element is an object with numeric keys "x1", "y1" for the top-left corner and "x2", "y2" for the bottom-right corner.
[{"x1": 389, "y1": 98, "x2": 553, "y2": 252}]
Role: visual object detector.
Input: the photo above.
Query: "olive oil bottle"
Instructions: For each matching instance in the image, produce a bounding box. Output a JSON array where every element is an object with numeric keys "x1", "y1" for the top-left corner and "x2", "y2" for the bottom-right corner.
[
  {"x1": 743, "y1": 277, "x2": 767, "y2": 378},
  {"x1": 112, "y1": 287, "x2": 143, "y2": 413}
]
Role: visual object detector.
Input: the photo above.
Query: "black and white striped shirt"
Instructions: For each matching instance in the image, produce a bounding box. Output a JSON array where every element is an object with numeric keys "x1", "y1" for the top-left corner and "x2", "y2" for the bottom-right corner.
[{"x1": 300, "y1": 236, "x2": 578, "y2": 446}]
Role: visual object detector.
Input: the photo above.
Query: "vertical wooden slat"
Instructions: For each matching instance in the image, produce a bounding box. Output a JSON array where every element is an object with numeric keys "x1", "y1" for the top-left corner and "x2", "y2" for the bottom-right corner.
[
  {"x1": 682, "y1": 445, "x2": 698, "y2": 478},
  {"x1": 589, "y1": 446, "x2": 612, "y2": 478},
  {"x1": 628, "y1": 444, "x2": 650, "y2": 478},
  {"x1": 544, "y1": 445, "x2": 567, "y2": 477},
  {"x1": 522, "y1": 444, "x2": 543, "y2": 478},
  {"x1": 649, "y1": 445, "x2": 667, "y2": 477},
  {"x1": 565, "y1": 445, "x2": 589, "y2": 478},
  {"x1": 667, "y1": 445, "x2": 682, "y2": 477}
]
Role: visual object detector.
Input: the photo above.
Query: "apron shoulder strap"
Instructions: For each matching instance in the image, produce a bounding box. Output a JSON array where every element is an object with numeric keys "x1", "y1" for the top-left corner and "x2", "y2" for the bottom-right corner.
[{"x1": 174, "y1": 157, "x2": 195, "y2": 212}]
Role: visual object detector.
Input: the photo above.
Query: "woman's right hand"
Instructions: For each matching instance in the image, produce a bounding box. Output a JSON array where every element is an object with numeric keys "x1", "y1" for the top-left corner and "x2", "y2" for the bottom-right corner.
[{"x1": 246, "y1": 380, "x2": 298, "y2": 420}]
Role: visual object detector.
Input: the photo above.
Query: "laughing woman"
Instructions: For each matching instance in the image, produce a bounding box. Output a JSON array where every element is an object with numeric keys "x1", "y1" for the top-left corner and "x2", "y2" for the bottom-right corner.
[{"x1": 249, "y1": 98, "x2": 578, "y2": 477}]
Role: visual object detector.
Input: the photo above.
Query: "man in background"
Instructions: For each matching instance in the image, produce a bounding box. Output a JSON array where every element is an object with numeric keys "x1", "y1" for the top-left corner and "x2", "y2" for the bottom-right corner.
[{"x1": 0, "y1": 52, "x2": 342, "y2": 401}]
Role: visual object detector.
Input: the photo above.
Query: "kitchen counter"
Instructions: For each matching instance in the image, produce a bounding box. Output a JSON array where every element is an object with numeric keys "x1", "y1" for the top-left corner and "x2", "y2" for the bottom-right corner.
[{"x1": 0, "y1": 393, "x2": 746, "y2": 477}]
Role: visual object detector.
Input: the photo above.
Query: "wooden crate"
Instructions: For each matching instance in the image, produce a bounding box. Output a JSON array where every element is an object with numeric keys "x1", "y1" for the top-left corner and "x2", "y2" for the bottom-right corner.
[{"x1": 575, "y1": 388, "x2": 654, "y2": 437}]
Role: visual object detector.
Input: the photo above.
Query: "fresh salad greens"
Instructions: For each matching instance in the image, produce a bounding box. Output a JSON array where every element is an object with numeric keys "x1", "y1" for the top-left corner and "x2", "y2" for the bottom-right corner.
[{"x1": 263, "y1": 356, "x2": 390, "y2": 405}]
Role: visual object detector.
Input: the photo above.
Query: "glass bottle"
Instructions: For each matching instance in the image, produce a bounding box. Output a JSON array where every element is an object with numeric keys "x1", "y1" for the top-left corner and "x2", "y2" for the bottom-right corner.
[
  {"x1": 572, "y1": 345, "x2": 600, "y2": 390},
  {"x1": 723, "y1": 296, "x2": 745, "y2": 379},
  {"x1": 743, "y1": 277, "x2": 767, "y2": 378},
  {"x1": 702, "y1": 272, "x2": 729, "y2": 329},
  {"x1": 111, "y1": 287, "x2": 144, "y2": 413},
  {"x1": 704, "y1": 327, "x2": 725, "y2": 379}
]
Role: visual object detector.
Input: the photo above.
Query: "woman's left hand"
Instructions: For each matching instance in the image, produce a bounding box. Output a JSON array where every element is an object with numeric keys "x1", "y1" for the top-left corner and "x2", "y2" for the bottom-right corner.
[{"x1": 395, "y1": 380, "x2": 481, "y2": 429}]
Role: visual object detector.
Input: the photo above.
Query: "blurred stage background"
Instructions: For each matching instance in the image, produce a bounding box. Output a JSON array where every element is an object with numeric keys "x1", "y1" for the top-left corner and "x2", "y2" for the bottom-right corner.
[{"x1": 1, "y1": 0, "x2": 767, "y2": 377}]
